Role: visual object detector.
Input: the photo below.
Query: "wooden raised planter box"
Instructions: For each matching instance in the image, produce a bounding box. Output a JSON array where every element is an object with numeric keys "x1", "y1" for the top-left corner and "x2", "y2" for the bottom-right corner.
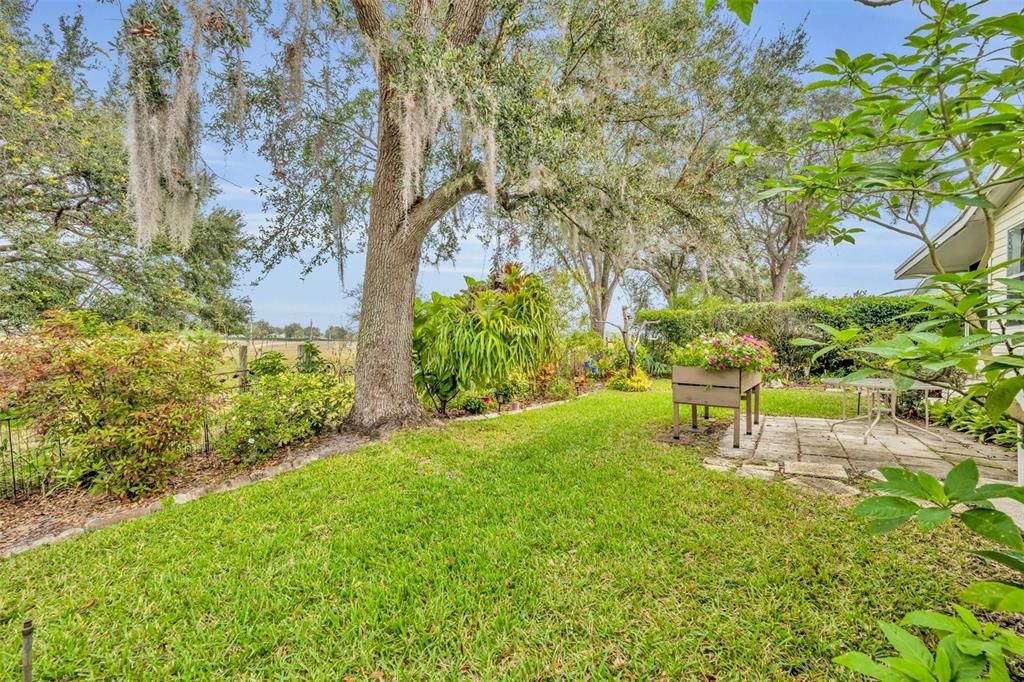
[{"x1": 672, "y1": 366, "x2": 762, "y2": 448}]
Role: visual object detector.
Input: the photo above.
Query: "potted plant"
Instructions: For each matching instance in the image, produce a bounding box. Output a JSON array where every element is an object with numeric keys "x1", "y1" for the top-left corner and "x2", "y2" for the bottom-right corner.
[{"x1": 670, "y1": 334, "x2": 775, "y2": 446}]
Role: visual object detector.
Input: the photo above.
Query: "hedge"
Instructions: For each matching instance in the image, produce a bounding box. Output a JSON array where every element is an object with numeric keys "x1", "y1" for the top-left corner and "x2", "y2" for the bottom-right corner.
[{"x1": 637, "y1": 297, "x2": 922, "y2": 375}]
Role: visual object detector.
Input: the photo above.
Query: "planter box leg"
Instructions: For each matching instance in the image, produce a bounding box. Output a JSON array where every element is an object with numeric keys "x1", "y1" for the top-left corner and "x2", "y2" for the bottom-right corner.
[
  {"x1": 733, "y1": 408, "x2": 740, "y2": 448},
  {"x1": 673, "y1": 402, "x2": 680, "y2": 440},
  {"x1": 703, "y1": 405, "x2": 709, "y2": 419},
  {"x1": 746, "y1": 391, "x2": 753, "y2": 435},
  {"x1": 754, "y1": 385, "x2": 760, "y2": 425},
  {"x1": 691, "y1": 404, "x2": 698, "y2": 430}
]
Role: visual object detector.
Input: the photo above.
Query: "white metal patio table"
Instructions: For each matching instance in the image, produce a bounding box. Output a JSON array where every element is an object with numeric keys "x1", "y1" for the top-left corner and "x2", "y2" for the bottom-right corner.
[{"x1": 822, "y1": 377, "x2": 942, "y2": 445}]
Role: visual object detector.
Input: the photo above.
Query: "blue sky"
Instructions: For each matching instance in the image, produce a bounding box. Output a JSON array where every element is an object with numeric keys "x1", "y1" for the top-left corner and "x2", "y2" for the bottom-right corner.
[{"x1": 26, "y1": 0, "x2": 1019, "y2": 327}]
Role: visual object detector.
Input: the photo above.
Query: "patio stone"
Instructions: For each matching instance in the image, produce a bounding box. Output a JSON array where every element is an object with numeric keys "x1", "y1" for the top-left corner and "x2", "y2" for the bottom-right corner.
[
  {"x1": 863, "y1": 469, "x2": 887, "y2": 482},
  {"x1": 717, "y1": 415, "x2": 1016, "y2": 484},
  {"x1": 703, "y1": 463, "x2": 733, "y2": 473},
  {"x1": 785, "y1": 476, "x2": 861, "y2": 497},
  {"x1": 702, "y1": 457, "x2": 737, "y2": 469},
  {"x1": 782, "y1": 461, "x2": 848, "y2": 480},
  {"x1": 799, "y1": 454, "x2": 852, "y2": 468},
  {"x1": 737, "y1": 465, "x2": 777, "y2": 481}
]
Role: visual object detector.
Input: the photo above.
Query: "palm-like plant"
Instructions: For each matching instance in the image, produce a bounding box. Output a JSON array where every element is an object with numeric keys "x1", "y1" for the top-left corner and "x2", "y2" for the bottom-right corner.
[{"x1": 413, "y1": 265, "x2": 557, "y2": 414}]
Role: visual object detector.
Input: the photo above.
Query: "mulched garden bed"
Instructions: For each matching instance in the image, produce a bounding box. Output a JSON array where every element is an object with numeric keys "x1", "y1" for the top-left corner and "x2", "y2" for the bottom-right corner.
[{"x1": 0, "y1": 430, "x2": 368, "y2": 555}]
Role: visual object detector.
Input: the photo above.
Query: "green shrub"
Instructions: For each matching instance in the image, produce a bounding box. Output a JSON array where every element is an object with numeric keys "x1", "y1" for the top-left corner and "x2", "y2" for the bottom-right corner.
[
  {"x1": 608, "y1": 338, "x2": 648, "y2": 371},
  {"x1": 495, "y1": 369, "x2": 532, "y2": 402},
  {"x1": 248, "y1": 350, "x2": 287, "y2": 378},
  {"x1": 295, "y1": 341, "x2": 327, "y2": 374},
  {"x1": 607, "y1": 368, "x2": 652, "y2": 392},
  {"x1": 459, "y1": 394, "x2": 489, "y2": 415},
  {"x1": 638, "y1": 297, "x2": 921, "y2": 375},
  {"x1": 931, "y1": 396, "x2": 1018, "y2": 448},
  {"x1": 544, "y1": 376, "x2": 576, "y2": 401},
  {"x1": 0, "y1": 311, "x2": 222, "y2": 497},
  {"x1": 218, "y1": 371, "x2": 354, "y2": 465}
]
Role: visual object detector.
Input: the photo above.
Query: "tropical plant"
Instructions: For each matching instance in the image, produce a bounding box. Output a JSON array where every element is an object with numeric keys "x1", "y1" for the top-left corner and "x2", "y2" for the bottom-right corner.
[
  {"x1": 739, "y1": 0, "x2": 1024, "y2": 276},
  {"x1": 0, "y1": 311, "x2": 222, "y2": 497},
  {"x1": 413, "y1": 265, "x2": 558, "y2": 415},
  {"x1": 838, "y1": 459, "x2": 1024, "y2": 680},
  {"x1": 932, "y1": 397, "x2": 1019, "y2": 449},
  {"x1": 459, "y1": 394, "x2": 489, "y2": 415},
  {"x1": 218, "y1": 371, "x2": 354, "y2": 465},
  {"x1": 797, "y1": 265, "x2": 1024, "y2": 431}
]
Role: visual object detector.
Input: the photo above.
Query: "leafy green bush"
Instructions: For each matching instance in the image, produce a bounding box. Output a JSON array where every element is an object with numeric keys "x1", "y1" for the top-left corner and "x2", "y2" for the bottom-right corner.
[
  {"x1": 932, "y1": 396, "x2": 1018, "y2": 449},
  {"x1": 607, "y1": 368, "x2": 651, "y2": 392},
  {"x1": 218, "y1": 371, "x2": 354, "y2": 465},
  {"x1": 608, "y1": 338, "x2": 648, "y2": 371},
  {"x1": 295, "y1": 341, "x2": 327, "y2": 374},
  {"x1": 413, "y1": 264, "x2": 557, "y2": 414},
  {"x1": 248, "y1": 350, "x2": 287, "y2": 378},
  {"x1": 638, "y1": 297, "x2": 920, "y2": 375},
  {"x1": 0, "y1": 311, "x2": 222, "y2": 497},
  {"x1": 844, "y1": 460, "x2": 1024, "y2": 678},
  {"x1": 544, "y1": 376, "x2": 576, "y2": 401},
  {"x1": 495, "y1": 369, "x2": 532, "y2": 402},
  {"x1": 459, "y1": 394, "x2": 489, "y2": 415}
]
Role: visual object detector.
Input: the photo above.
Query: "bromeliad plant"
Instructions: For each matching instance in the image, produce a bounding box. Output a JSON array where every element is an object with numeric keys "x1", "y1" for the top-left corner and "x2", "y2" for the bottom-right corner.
[{"x1": 837, "y1": 460, "x2": 1024, "y2": 680}]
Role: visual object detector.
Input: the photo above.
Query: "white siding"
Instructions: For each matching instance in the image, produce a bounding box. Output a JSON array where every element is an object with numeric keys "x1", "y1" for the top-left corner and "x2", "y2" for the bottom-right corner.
[{"x1": 992, "y1": 186, "x2": 1024, "y2": 276}]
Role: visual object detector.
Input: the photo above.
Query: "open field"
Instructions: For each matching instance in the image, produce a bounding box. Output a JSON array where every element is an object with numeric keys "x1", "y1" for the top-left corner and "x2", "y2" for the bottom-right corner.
[
  {"x1": 0, "y1": 385, "x2": 977, "y2": 679},
  {"x1": 218, "y1": 338, "x2": 357, "y2": 373}
]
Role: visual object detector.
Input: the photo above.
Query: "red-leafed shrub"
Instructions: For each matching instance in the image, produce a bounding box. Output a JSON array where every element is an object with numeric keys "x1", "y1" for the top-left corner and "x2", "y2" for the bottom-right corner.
[{"x1": 0, "y1": 311, "x2": 223, "y2": 497}]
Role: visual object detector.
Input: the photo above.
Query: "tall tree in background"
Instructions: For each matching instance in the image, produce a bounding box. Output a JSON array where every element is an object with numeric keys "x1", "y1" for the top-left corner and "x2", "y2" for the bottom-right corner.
[
  {"x1": 0, "y1": 14, "x2": 250, "y2": 332},
  {"x1": 633, "y1": 21, "x2": 809, "y2": 307}
]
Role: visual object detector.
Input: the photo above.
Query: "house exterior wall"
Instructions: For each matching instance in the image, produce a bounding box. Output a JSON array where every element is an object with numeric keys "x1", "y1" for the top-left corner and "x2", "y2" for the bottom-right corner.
[{"x1": 992, "y1": 184, "x2": 1024, "y2": 279}]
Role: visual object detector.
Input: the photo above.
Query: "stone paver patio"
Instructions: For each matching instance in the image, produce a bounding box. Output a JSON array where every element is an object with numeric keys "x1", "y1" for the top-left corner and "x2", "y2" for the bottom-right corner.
[{"x1": 715, "y1": 415, "x2": 1017, "y2": 483}]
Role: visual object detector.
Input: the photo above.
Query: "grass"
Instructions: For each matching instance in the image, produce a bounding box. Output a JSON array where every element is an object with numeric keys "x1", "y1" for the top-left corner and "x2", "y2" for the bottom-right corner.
[{"x1": 0, "y1": 388, "x2": 974, "y2": 679}]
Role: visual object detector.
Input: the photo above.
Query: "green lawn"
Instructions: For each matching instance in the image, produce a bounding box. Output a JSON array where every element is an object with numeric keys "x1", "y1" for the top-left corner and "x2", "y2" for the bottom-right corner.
[{"x1": 0, "y1": 388, "x2": 973, "y2": 679}]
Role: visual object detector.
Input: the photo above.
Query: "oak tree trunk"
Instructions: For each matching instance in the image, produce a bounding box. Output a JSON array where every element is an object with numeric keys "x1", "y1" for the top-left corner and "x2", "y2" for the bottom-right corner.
[
  {"x1": 346, "y1": 63, "x2": 426, "y2": 434},
  {"x1": 348, "y1": 230, "x2": 425, "y2": 433}
]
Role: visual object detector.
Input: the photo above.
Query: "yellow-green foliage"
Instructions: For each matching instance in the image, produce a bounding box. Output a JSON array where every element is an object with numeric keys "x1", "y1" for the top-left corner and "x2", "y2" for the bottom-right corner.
[{"x1": 607, "y1": 368, "x2": 651, "y2": 392}]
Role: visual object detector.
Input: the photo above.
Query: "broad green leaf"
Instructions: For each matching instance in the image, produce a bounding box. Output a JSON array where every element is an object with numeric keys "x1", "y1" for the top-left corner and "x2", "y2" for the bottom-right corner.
[
  {"x1": 974, "y1": 549, "x2": 1024, "y2": 574},
  {"x1": 790, "y1": 337, "x2": 823, "y2": 347},
  {"x1": 869, "y1": 516, "x2": 914, "y2": 534},
  {"x1": 901, "y1": 610, "x2": 970, "y2": 636},
  {"x1": 833, "y1": 652, "x2": 909, "y2": 682},
  {"x1": 961, "y1": 581, "x2": 1024, "y2": 613},
  {"x1": 917, "y1": 508, "x2": 952, "y2": 530},
  {"x1": 985, "y1": 376, "x2": 1024, "y2": 423},
  {"x1": 960, "y1": 508, "x2": 1024, "y2": 550},
  {"x1": 855, "y1": 495, "x2": 921, "y2": 520},
  {"x1": 943, "y1": 459, "x2": 979, "y2": 500},
  {"x1": 879, "y1": 621, "x2": 933, "y2": 667}
]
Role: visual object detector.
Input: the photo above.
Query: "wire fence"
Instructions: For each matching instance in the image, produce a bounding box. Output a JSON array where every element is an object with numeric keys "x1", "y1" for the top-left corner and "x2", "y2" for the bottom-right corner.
[{"x1": 0, "y1": 350, "x2": 355, "y2": 500}]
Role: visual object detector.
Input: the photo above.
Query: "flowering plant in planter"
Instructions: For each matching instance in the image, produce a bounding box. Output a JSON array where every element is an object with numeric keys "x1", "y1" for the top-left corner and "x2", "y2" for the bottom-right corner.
[
  {"x1": 704, "y1": 334, "x2": 775, "y2": 372},
  {"x1": 672, "y1": 334, "x2": 775, "y2": 372}
]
